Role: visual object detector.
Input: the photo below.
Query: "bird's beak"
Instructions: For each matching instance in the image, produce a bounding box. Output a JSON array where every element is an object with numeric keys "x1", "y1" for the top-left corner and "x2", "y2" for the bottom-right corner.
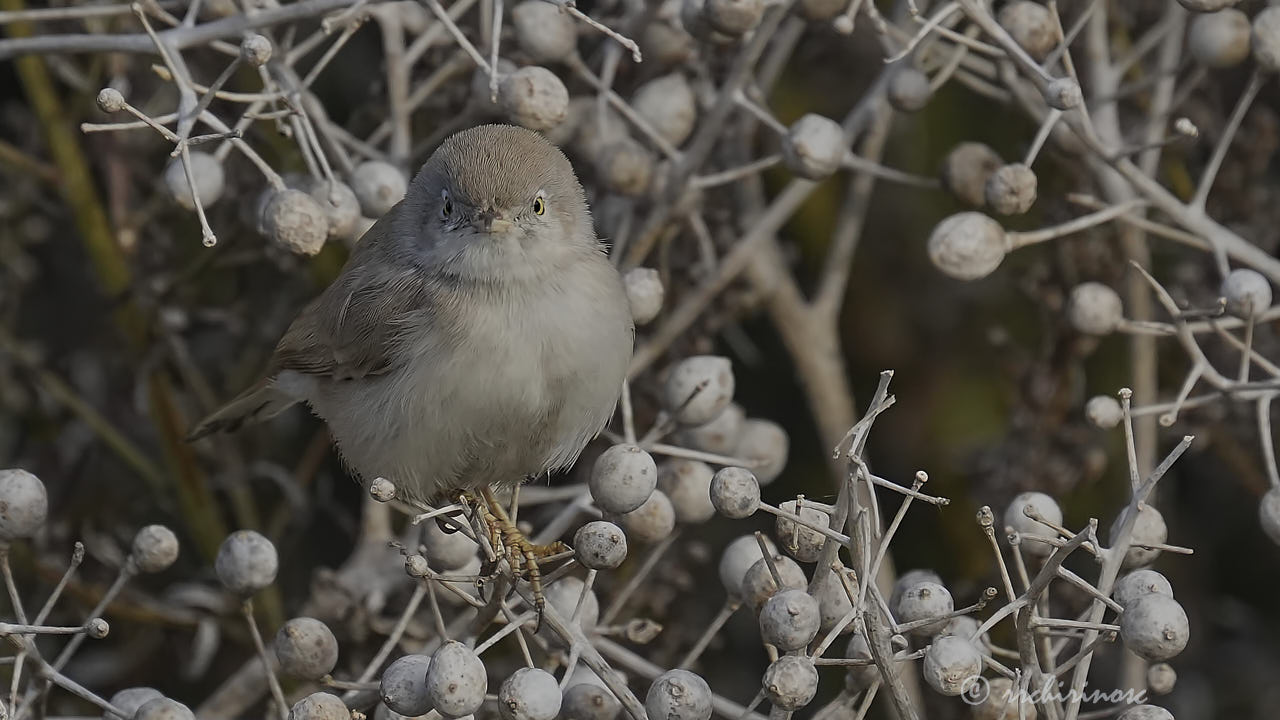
[{"x1": 473, "y1": 209, "x2": 513, "y2": 234}]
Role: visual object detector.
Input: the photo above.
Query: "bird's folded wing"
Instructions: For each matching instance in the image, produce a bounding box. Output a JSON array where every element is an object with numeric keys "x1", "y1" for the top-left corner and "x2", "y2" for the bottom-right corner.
[{"x1": 270, "y1": 211, "x2": 435, "y2": 382}]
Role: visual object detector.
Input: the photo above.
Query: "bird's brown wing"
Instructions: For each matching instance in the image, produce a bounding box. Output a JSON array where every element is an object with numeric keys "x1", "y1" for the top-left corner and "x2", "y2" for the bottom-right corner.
[{"x1": 270, "y1": 208, "x2": 435, "y2": 382}]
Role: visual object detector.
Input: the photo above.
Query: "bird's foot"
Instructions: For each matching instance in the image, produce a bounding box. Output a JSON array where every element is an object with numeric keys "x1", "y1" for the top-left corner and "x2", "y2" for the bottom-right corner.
[{"x1": 472, "y1": 487, "x2": 568, "y2": 629}]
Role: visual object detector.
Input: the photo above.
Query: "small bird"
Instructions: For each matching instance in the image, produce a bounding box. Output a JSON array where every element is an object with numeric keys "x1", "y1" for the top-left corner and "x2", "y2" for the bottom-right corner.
[{"x1": 191, "y1": 124, "x2": 635, "y2": 603}]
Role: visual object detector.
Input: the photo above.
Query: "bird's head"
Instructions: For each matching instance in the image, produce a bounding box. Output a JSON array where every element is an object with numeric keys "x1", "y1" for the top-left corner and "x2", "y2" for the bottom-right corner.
[{"x1": 396, "y1": 124, "x2": 596, "y2": 284}]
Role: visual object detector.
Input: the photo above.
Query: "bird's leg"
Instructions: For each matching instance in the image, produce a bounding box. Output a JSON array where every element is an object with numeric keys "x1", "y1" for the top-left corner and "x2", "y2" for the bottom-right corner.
[{"x1": 477, "y1": 486, "x2": 568, "y2": 627}]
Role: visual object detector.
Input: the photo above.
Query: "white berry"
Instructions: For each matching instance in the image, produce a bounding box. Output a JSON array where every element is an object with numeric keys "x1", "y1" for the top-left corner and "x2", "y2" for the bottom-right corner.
[
  {"x1": 1068, "y1": 282, "x2": 1124, "y2": 335},
  {"x1": 775, "y1": 500, "x2": 829, "y2": 562},
  {"x1": 380, "y1": 654, "x2": 433, "y2": 717},
  {"x1": 163, "y1": 152, "x2": 224, "y2": 210},
  {"x1": 1113, "y1": 569, "x2": 1174, "y2": 609},
  {"x1": 658, "y1": 459, "x2": 716, "y2": 523},
  {"x1": 574, "y1": 520, "x2": 628, "y2": 570},
  {"x1": 710, "y1": 467, "x2": 761, "y2": 519},
  {"x1": 623, "y1": 267, "x2": 664, "y2": 325},
  {"x1": 0, "y1": 468, "x2": 48, "y2": 540},
  {"x1": 782, "y1": 114, "x2": 846, "y2": 180},
  {"x1": 762, "y1": 655, "x2": 818, "y2": 711},
  {"x1": 498, "y1": 668, "x2": 561, "y2": 720},
  {"x1": 215, "y1": 530, "x2": 278, "y2": 595},
  {"x1": 1086, "y1": 396, "x2": 1124, "y2": 429},
  {"x1": 922, "y1": 635, "x2": 983, "y2": 696},
  {"x1": 1002, "y1": 491, "x2": 1062, "y2": 557},
  {"x1": 735, "y1": 419, "x2": 788, "y2": 485},
  {"x1": 645, "y1": 670, "x2": 712, "y2": 720},
  {"x1": 927, "y1": 213, "x2": 1006, "y2": 280},
  {"x1": 663, "y1": 356, "x2": 735, "y2": 426},
  {"x1": 1120, "y1": 594, "x2": 1190, "y2": 661},
  {"x1": 426, "y1": 641, "x2": 487, "y2": 718},
  {"x1": 1221, "y1": 268, "x2": 1272, "y2": 318},
  {"x1": 590, "y1": 444, "x2": 657, "y2": 514},
  {"x1": 759, "y1": 588, "x2": 821, "y2": 650},
  {"x1": 274, "y1": 617, "x2": 339, "y2": 680}
]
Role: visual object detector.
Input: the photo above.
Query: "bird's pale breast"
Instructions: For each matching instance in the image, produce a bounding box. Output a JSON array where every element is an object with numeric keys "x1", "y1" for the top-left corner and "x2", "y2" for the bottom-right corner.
[{"x1": 307, "y1": 254, "x2": 632, "y2": 502}]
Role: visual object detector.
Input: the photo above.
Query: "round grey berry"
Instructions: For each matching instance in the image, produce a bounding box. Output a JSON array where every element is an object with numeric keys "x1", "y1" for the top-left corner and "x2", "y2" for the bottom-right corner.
[
  {"x1": 105, "y1": 687, "x2": 162, "y2": 720},
  {"x1": 306, "y1": 179, "x2": 362, "y2": 240},
  {"x1": 941, "y1": 142, "x2": 1002, "y2": 207},
  {"x1": 895, "y1": 581, "x2": 954, "y2": 637},
  {"x1": 887, "y1": 67, "x2": 932, "y2": 113},
  {"x1": 997, "y1": 2, "x2": 1055, "y2": 61},
  {"x1": 611, "y1": 490, "x2": 675, "y2": 544},
  {"x1": 425, "y1": 641, "x2": 487, "y2": 718},
  {"x1": 1002, "y1": 491, "x2": 1062, "y2": 557},
  {"x1": 1110, "y1": 504, "x2": 1168, "y2": 568},
  {"x1": 499, "y1": 66, "x2": 569, "y2": 132},
  {"x1": 422, "y1": 517, "x2": 479, "y2": 571},
  {"x1": 676, "y1": 402, "x2": 743, "y2": 455},
  {"x1": 274, "y1": 617, "x2": 339, "y2": 680},
  {"x1": 130, "y1": 525, "x2": 178, "y2": 573},
  {"x1": 1254, "y1": 7, "x2": 1280, "y2": 72},
  {"x1": 813, "y1": 571, "x2": 853, "y2": 635},
  {"x1": 562, "y1": 666, "x2": 624, "y2": 720},
  {"x1": 775, "y1": 500, "x2": 828, "y2": 562},
  {"x1": 1120, "y1": 594, "x2": 1189, "y2": 661},
  {"x1": 590, "y1": 444, "x2": 657, "y2": 514},
  {"x1": 742, "y1": 554, "x2": 806, "y2": 612},
  {"x1": 759, "y1": 588, "x2": 821, "y2": 650},
  {"x1": 0, "y1": 469, "x2": 48, "y2": 541},
  {"x1": 1221, "y1": 268, "x2": 1272, "y2": 318},
  {"x1": 498, "y1": 667, "x2": 561, "y2": 720},
  {"x1": 663, "y1": 356, "x2": 735, "y2": 426},
  {"x1": 1086, "y1": 396, "x2": 1124, "y2": 429},
  {"x1": 380, "y1": 654, "x2": 433, "y2": 717},
  {"x1": 133, "y1": 698, "x2": 195, "y2": 720},
  {"x1": 163, "y1": 152, "x2": 225, "y2": 210},
  {"x1": 97, "y1": 87, "x2": 126, "y2": 113},
  {"x1": 645, "y1": 670, "x2": 712, "y2": 720},
  {"x1": 350, "y1": 161, "x2": 407, "y2": 218},
  {"x1": 288, "y1": 692, "x2": 348, "y2": 720},
  {"x1": 263, "y1": 189, "x2": 328, "y2": 256},
  {"x1": 1147, "y1": 663, "x2": 1177, "y2": 695},
  {"x1": 984, "y1": 163, "x2": 1037, "y2": 215},
  {"x1": 658, "y1": 459, "x2": 716, "y2": 523},
  {"x1": 623, "y1": 267, "x2": 664, "y2": 325},
  {"x1": 1112, "y1": 569, "x2": 1173, "y2": 609},
  {"x1": 215, "y1": 530, "x2": 278, "y2": 595},
  {"x1": 511, "y1": 1, "x2": 577, "y2": 63},
  {"x1": 762, "y1": 655, "x2": 818, "y2": 711},
  {"x1": 710, "y1": 467, "x2": 760, "y2": 519},
  {"x1": 240, "y1": 34, "x2": 272, "y2": 66},
  {"x1": 927, "y1": 212, "x2": 1007, "y2": 281},
  {"x1": 891, "y1": 569, "x2": 943, "y2": 611},
  {"x1": 718, "y1": 534, "x2": 775, "y2": 597},
  {"x1": 1068, "y1": 282, "x2": 1124, "y2": 335},
  {"x1": 631, "y1": 74, "x2": 698, "y2": 147},
  {"x1": 782, "y1": 114, "x2": 846, "y2": 180},
  {"x1": 922, "y1": 635, "x2": 983, "y2": 696},
  {"x1": 1189, "y1": 9, "x2": 1251, "y2": 68},
  {"x1": 544, "y1": 576, "x2": 599, "y2": 634},
  {"x1": 597, "y1": 139, "x2": 654, "y2": 197},
  {"x1": 574, "y1": 520, "x2": 628, "y2": 570},
  {"x1": 1045, "y1": 78, "x2": 1082, "y2": 110},
  {"x1": 735, "y1": 418, "x2": 788, "y2": 485}
]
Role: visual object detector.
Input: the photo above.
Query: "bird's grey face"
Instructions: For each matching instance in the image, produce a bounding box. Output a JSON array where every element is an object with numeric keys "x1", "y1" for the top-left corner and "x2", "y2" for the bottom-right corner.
[{"x1": 404, "y1": 125, "x2": 594, "y2": 284}]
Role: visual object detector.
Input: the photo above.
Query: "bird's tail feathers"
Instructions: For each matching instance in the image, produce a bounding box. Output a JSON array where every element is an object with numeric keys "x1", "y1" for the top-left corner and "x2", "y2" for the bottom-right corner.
[{"x1": 187, "y1": 381, "x2": 298, "y2": 441}]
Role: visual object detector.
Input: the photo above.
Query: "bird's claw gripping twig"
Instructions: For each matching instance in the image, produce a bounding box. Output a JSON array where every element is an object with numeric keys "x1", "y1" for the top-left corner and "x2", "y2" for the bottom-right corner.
[{"x1": 468, "y1": 487, "x2": 568, "y2": 631}]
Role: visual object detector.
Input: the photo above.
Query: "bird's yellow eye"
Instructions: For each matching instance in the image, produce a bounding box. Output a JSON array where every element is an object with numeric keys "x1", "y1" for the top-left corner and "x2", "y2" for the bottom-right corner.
[{"x1": 532, "y1": 196, "x2": 546, "y2": 216}]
